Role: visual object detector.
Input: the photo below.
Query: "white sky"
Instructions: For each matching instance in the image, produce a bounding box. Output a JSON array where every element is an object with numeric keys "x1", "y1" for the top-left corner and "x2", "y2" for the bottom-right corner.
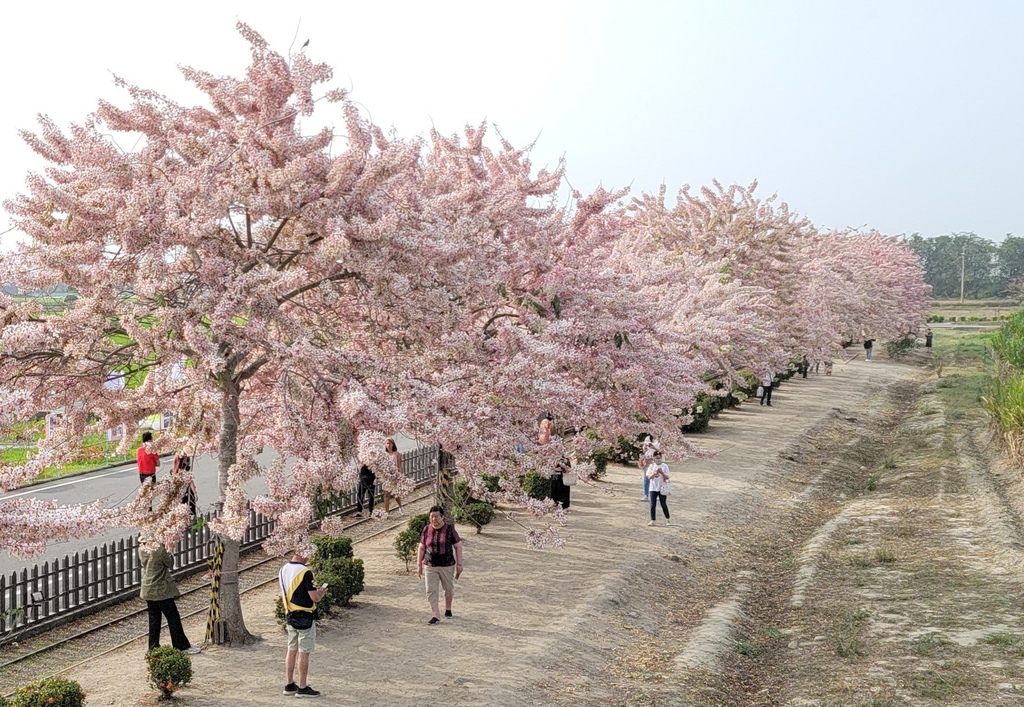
[{"x1": 1, "y1": 0, "x2": 1021, "y2": 250}]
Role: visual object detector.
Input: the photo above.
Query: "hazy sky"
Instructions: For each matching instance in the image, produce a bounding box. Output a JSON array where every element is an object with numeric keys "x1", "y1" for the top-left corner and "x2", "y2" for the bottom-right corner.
[{"x1": 1, "y1": 0, "x2": 1021, "y2": 250}]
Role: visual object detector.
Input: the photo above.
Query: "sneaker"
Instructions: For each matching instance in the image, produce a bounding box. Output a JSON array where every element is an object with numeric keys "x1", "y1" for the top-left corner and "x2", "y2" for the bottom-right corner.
[
  {"x1": 444, "y1": 609, "x2": 453, "y2": 618},
  {"x1": 283, "y1": 683, "x2": 298, "y2": 695},
  {"x1": 399, "y1": 507, "x2": 407, "y2": 516},
  {"x1": 428, "y1": 616, "x2": 440, "y2": 625},
  {"x1": 295, "y1": 686, "x2": 321, "y2": 698},
  {"x1": 186, "y1": 646, "x2": 202, "y2": 655},
  {"x1": 647, "y1": 520, "x2": 656, "y2": 526}
]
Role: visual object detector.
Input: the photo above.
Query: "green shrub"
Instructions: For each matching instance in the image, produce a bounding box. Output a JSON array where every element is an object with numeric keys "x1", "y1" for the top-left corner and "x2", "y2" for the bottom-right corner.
[
  {"x1": 312, "y1": 534, "x2": 353, "y2": 562},
  {"x1": 681, "y1": 394, "x2": 713, "y2": 433},
  {"x1": 309, "y1": 534, "x2": 360, "y2": 614},
  {"x1": 453, "y1": 480, "x2": 483, "y2": 505},
  {"x1": 608, "y1": 434, "x2": 642, "y2": 464},
  {"x1": 480, "y1": 474, "x2": 501, "y2": 493},
  {"x1": 145, "y1": 646, "x2": 192, "y2": 700},
  {"x1": 394, "y1": 527, "x2": 420, "y2": 572},
  {"x1": 884, "y1": 336, "x2": 917, "y2": 360},
  {"x1": 274, "y1": 595, "x2": 286, "y2": 624},
  {"x1": 453, "y1": 501, "x2": 495, "y2": 533},
  {"x1": 589, "y1": 448, "x2": 610, "y2": 479},
  {"x1": 450, "y1": 480, "x2": 496, "y2": 532},
  {"x1": 407, "y1": 512, "x2": 430, "y2": 537},
  {"x1": 737, "y1": 369, "x2": 760, "y2": 397},
  {"x1": 521, "y1": 471, "x2": 550, "y2": 500},
  {"x1": 316, "y1": 557, "x2": 365, "y2": 612},
  {"x1": 393, "y1": 512, "x2": 431, "y2": 573},
  {"x1": 8, "y1": 678, "x2": 85, "y2": 707}
]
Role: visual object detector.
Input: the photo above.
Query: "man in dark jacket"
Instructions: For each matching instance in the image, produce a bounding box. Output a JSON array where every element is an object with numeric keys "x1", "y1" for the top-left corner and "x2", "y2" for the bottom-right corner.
[
  {"x1": 140, "y1": 543, "x2": 200, "y2": 654},
  {"x1": 864, "y1": 338, "x2": 875, "y2": 361},
  {"x1": 355, "y1": 463, "x2": 376, "y2": 517}
]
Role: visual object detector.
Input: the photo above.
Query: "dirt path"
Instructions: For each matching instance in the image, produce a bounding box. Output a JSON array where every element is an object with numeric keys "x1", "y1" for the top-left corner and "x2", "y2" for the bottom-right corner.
[{"x1": 55, "y1": 355, "x2": 996, "y2": 706}]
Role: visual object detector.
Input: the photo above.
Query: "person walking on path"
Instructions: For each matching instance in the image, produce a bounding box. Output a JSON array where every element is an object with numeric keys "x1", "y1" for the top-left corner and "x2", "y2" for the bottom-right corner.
[
  {"x1": 640, "y1": 435, "x2": 661, "y2": 500},
  {"x1": 137, "y1": 431, "x2": 160, "y2": 485},
  {"x1": 139, "y1": 543, "x2": 201, "y2": 655},
  {"x1": 383, "y1": 438, "x2": 406, "y2": 516},
  {"x1": 279, "y1": 550, "x2": 327, "y2": 698},
  {"x1": 864, "y1": 338, "x2": 875, "y2": 361},
  {"x1": 759, "y1": 372, "x2": 774, "y2": 406},
  {"x1": 355, "y1": 463, "x2": 376, "y2": 517},
  {"x1": 646, "y1": 452, "x2": 671, "y2": 526},
  {"x1": 417, "y1": 505, "x2": 464, "y2": 624}
]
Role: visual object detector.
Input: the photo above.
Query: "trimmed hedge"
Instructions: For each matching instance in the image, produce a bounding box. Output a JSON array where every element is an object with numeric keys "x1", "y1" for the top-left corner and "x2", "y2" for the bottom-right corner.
[
  {"x1": 6, "y1": 678, "x2": 85, "y2": 707},
  {"x1": 315, "y1": 556, "x2": 365, "y2": 610},
  {"x1": 521, "y1": 471, "x2": 550, "y2": 500},
  {"x1": 453, "y1": 501, "x2": 495, "y2": 533},
  {"x1": 452, "y1": 480, "x2": 496, "y2": 532},
  {"x1": 146, "y1": 646, "x2": 192, "y2": 700},
  {"x1": 927, "y1": 313, "x2": 1012, "y2": 323}
]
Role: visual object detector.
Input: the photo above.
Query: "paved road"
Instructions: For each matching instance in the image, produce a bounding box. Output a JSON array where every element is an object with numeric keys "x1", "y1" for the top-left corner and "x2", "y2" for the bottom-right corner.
[{"x1": 0, "y1": 434, "x2": 421, "y2": 577}]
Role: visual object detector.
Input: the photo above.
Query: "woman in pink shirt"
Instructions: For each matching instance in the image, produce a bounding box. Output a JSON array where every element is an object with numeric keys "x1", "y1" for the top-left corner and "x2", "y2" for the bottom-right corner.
[{"x1": 537, "y1": 413, "x2": 553, "y2": 445}]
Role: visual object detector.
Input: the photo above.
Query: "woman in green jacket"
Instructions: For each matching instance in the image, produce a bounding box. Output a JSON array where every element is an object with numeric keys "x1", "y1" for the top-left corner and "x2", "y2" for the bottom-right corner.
[{"x1": 140, "y1": 544, "x2": 201, "y2": 654}]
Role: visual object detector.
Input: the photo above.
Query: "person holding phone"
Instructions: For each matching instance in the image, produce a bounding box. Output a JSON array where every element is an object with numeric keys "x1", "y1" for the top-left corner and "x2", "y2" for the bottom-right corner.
[
  {"x1": 646, "y1": 451, "x2": 671, "y2": 526},
  {"x1": 279, "y1": 549, "x2": 327, "y2": 698},
  {"x1": 139, "y1": 542, "x2": 201, "y2": 655}
]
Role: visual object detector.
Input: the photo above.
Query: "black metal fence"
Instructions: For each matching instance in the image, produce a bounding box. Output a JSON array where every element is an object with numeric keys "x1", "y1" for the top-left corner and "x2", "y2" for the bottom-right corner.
[{"x1": 0, "y1": 445, "x2": 442, "y2": 638}]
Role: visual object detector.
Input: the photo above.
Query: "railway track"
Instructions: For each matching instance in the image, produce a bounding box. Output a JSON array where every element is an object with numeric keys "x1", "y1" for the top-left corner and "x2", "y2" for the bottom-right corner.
[{"x1": 0, "y1": 492, "x2": 433, "y2": 695}]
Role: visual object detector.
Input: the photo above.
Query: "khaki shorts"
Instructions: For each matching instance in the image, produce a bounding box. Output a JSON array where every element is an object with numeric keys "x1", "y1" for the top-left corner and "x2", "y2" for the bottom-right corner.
[
  {"x1": 286, "y1": 622, "x2": 316, "y2": 653},
  {"x1": 424, "y1": 564, "x2": 455, "y2": 604}
]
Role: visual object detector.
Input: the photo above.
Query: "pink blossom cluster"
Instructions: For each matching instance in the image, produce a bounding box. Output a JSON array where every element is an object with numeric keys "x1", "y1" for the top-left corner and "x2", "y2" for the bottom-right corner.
[{"x1": 0, "y1": 24, "x2": 928, "y2": 559}]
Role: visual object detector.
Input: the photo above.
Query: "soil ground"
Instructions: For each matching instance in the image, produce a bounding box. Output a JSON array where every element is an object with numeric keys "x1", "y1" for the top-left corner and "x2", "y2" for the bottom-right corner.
[{"x1": 17, "y1": 343, "x2": 1024, "y2": 705}]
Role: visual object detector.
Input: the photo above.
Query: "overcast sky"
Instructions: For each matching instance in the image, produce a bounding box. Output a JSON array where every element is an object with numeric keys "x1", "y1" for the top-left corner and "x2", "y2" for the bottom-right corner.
[{"x1": 1, "y1": 0, "x2": 1021, "y2": 250}]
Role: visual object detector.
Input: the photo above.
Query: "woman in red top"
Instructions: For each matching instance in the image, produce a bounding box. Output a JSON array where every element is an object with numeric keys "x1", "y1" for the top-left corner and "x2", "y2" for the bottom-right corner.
[
  {"x1": 136, "y1": 431, "x2": 160, "y2": 485},
  {"x1": 416, "y1": 506, "x2": 463, "y2": 624}
]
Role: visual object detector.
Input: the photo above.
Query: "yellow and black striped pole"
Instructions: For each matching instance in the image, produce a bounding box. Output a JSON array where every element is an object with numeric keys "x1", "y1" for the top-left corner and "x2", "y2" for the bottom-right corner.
[{"x1": 205, "y1": 540, "x2": 225, "y2": 644}]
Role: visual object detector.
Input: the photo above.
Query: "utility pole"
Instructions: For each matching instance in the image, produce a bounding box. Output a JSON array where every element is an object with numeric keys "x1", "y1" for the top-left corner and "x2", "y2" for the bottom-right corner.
[{"x1": 960, "y1": 248, "x2": 966, "y2": 304}]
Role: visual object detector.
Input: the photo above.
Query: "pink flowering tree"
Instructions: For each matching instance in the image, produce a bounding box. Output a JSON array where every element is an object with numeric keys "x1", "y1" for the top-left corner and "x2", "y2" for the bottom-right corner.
[
  {"x1": 628, "y1": 181, "x2": 928, "y2": 370},
  {"x1": 0, "y1": 25, "x2": 500, "y2": 642}
]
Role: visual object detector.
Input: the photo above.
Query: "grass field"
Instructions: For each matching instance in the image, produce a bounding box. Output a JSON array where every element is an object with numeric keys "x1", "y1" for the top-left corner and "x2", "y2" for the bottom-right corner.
[{"x1": 929, "y1": 298, "x2": 1020, "y2": 320}]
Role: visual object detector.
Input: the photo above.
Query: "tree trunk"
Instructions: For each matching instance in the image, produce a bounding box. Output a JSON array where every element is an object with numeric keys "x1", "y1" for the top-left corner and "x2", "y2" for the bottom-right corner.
[
  {"x1": 435, "y1": 446, "x2": 455, "y2": 523},
  {"x1": 214, "y1": 383, "x2": 256, "y2": 645}
]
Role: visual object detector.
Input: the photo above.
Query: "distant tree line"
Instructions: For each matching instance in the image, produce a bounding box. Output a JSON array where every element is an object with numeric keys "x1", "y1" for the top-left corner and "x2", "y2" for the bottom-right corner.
[{"x1": 905, "y1": 232, "x2": 1024, "y2": 299}]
